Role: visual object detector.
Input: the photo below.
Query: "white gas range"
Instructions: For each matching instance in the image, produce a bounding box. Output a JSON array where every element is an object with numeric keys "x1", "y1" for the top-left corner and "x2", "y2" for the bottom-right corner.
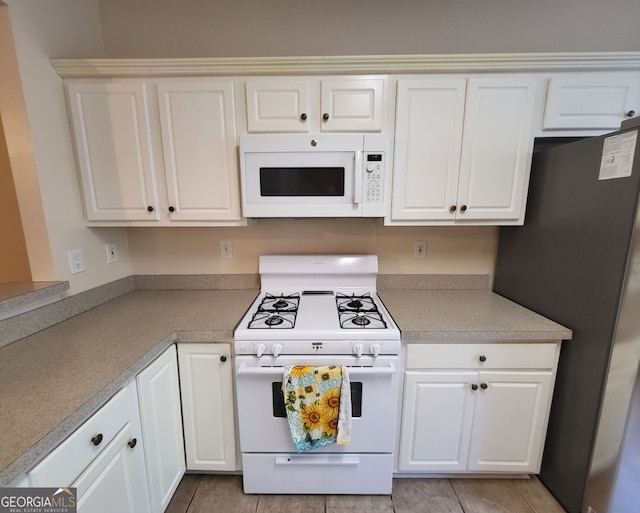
[{"x1": 233, "y1": 255, "x2": 401, "y2": 495}]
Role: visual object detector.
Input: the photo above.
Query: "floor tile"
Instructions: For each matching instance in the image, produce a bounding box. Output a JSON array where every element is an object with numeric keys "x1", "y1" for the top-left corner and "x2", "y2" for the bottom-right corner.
[
  {"x1": 452, "y1": 479, "x2": 536, "y2": 513},
  {"x1": 187, "y1": 475, "x2": 258, "y2": 513},
  {"x1": 393, "y1": 478, "x2": 464, "y2": 513},
  {"x1": 165, "y1": 474, "x2": 203, "y2": 513},
  {"x1": 514, "y1": 477, "x2": 566, "y2": 513},
  {"x1": 325, "y1": 494, "x2": 394, "y2": 513},
  {"x1": 256, "y1": 494, "x2": 325, "y2": 513}
]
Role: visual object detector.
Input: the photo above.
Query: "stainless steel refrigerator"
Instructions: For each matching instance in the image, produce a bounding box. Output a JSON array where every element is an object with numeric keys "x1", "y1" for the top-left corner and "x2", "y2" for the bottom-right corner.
[{"x1": 493, "y1": 117, "x2": 640, "y2": 513}]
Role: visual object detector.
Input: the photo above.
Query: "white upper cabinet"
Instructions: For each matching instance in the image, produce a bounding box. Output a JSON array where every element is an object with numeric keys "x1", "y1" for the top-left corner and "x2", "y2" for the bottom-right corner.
[
  {"x1": 389, "y1": 75, "x2": 540, "y2": 225},
  {"x1": 67, "y1": 81, "x2": 160, "y2": 222},
  {"x1": 67, "y1": 78, "x2": 244, "y2": 226},
  {"x1": 245, "y1": 79, "x2": 311, "y2": 132},
  {"x1": 390, "y1": 78, "x2": 466, "y2": 222},
  {"x1": 542, "y1": 72, "x2": 639, "y2": 130},
  {"x1": 245, "y1": 77, "x2": 387, "y2": 132},
  {"x1": 157, "y1": 80, "x2": 242, "y2": 222},
  {"x1": 457, "y1": 77, "x2": 538, "y2": 222},
  {"x1": 320, "y1": 78, "x2": 386, "y2": 132}
]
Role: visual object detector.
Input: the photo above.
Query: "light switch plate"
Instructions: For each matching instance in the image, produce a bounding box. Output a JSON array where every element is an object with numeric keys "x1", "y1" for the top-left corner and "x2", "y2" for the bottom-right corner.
[
  {"x1": 68, "y1": 249, "x2": 85, "y2": 274},
  {"x1": 105, "y1": 243, "x2": 118, "y2": 264}
]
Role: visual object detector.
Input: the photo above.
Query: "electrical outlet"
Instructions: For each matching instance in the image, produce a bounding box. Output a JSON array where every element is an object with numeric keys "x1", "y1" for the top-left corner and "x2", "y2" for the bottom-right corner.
[
  {"x1": 220, "y1": 240, "x2": 233, "y2": 259},
  {"x1": 68, "y1": 249, "x2": 85, "y2": 274},
  {"x1": 105, "y1": 243, "x2": 118, "y2": 264},
  {"x1": 414, "y1": 241, "x2": 427, "y2": 260}
]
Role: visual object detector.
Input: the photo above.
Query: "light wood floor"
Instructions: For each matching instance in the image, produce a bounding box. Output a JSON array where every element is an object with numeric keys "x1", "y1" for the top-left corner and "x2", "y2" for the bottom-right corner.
[{"x1": 167, "y1": 474, "x2": 567, "y2": 513}]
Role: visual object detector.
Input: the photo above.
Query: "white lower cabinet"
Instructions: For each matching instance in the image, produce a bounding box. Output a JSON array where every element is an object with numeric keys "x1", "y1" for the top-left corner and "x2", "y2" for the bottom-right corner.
[
  {"x1": 399, "y1": 343, "x2": 559, "y2": 474},
  {"x1": 72, "y1": 421, "x2": 149, "y2": 513},
  {"x1": 137, "y1": 345, "x2": 186, "y2": 512},
  {"x1": 27, "y1": 381, "x2": 151, "y2": 513},
  {"x1": 177, "y1": 343, "x2": 238, "y2": 471}
]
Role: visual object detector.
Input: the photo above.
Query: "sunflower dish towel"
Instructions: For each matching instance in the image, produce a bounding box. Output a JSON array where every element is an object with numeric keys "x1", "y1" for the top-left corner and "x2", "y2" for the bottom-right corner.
[{"x1": 282, "y1": 365, "x2": 351, "y2": 452}]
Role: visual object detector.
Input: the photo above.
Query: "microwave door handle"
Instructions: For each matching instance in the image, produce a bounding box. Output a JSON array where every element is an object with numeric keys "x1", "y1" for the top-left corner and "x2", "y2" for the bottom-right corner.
[{"x1": 354, "y1": 150, "x2": 363, "y2": 204}]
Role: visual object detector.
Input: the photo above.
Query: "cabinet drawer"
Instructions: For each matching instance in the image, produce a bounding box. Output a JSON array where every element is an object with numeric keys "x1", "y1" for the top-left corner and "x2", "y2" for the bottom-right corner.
[
  {"x1": 27, "y1": 383, "x2": 136, "y2": 487},
  {"x1": 406, "y1": 343, "x2": 557, "y2": 370}
]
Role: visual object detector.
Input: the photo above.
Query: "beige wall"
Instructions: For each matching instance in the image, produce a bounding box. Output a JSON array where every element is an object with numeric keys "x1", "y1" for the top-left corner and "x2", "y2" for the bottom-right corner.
[
  {"x1": 5, "y1": 0, "x2": 132, "y2": 294},
  {"x1": 0, "y1": 114, "x2": 31, "y2": 282},
  {"x1": 97, "y1": 0, "x2": 640, "y2": 58},
  {"x1": 128, "y1": 222, "x2": 498, "y2": 275}
]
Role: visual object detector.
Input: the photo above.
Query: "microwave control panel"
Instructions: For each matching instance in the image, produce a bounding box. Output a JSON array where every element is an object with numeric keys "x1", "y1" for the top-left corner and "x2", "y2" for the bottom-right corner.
[{"x1": 364, "y1": 152, "x2": 385, "y2": 204}]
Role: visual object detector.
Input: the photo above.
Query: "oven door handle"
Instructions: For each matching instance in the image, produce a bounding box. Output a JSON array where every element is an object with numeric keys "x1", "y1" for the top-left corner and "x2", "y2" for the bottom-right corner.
[
  {"x1": 275, "y1": 455, "x2": 360, "y2": 466},
  {"x1": 236, "y1": 363, "x2": 396, "y2": 375}
]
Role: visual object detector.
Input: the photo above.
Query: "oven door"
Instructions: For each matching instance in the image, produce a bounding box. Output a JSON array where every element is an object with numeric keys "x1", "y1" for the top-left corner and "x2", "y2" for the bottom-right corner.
[
  {"x1": 235, "y1": 355, "x2": 399, "y2": 454},
  {"x1": 240, "y1": 134, "x2": 364, "y2": 218}
]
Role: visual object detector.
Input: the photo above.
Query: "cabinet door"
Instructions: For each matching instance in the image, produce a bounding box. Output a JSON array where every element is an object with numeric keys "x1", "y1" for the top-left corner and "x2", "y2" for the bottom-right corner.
[
  {"x1": 543, "y1": 72, "x2": 640, "y2": 130},
  {"x1": 457, "y1": 76, "x2": 538, "y2": 222},
  {"x1": 157, "y1": 80, "x2": 242, "y2": 221},
  {"x1": 67, "y1": 80, "x2": 160, "y2": 222},
  {"x1": 390, "y1": 78, "x2": 466, "y2": 222},
  {"x1": 245, "y1": 79, "x2": 311, "y2": 132},
  {"x1": 137, "y1": 346, "x2": 185, "y2": 513},
  {"x1": 72, "y1": 422, "x2": 150, "y2": 513},
  {"x1": 320, "y1": 78, "x2": 385, "y2": 132},
  {"x1": 177, "y1": 343, "x2": 237, "y2": 471},
  {"x1": 468, "y1": 371, "x2": 553, "y2": 472},
  {"x1": 399, "y1": 371, "x2": 476, "y2": 472}
]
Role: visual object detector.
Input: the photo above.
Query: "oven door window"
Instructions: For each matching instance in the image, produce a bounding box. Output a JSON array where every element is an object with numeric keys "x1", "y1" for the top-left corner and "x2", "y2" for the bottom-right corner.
[
  {"x1": 260, "y1": 167, "x2": 345, "y2": 197},
  {"x1": 272, "y1": 381, "x2": 362, "y2": 417}
]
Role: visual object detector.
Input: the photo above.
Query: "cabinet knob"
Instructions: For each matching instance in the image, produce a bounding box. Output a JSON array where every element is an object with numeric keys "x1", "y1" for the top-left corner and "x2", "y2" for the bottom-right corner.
[
  {"x1": 300, "y1": 113, "x2": 308, "y2": 121},
  {"x1": 479, "y1": 355, "x2": 487, "y2": 362},
  {"x1": 460, "y1": 205, "x2": 467, "y2": 213},
  {"x1": 471, "y1": 384, "x2": 479, "y2": 391},
  {"x1": 220, "y1": 355, "x2": 227, "y2": 363},
  {"x1": 168, "y1": 206, "x2": 175, "y2": 213},
  {"x1": 91, "y1": 433, "x2": 103, "y2": 446},
  {"x1": 128, "y1": 438, "x2": 137, "y2": 449},
  {"x1": 626, "y1": 110, "x2": 636, "y2": 117},
  {"x1": 147, "y1": 206, "x2": 154, "y2": 212},
  {"x1": 322, "y1": 113, "x2": 330, "y2": 122},
  {"x1": 449, "y1": 205, "x2": 457, "y2": 213},
  {"x1": 480, "y1": 383, "x2": 488, "y2": 390}
]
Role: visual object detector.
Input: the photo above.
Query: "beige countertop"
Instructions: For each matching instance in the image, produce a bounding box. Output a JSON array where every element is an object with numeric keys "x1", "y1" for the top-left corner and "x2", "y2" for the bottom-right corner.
[
  {"x1": 379, "y1": 289, "x2": 571, "y2": 341},
  {"x1": 0, "y1": 287, "x2": 571, "y2": 485}
]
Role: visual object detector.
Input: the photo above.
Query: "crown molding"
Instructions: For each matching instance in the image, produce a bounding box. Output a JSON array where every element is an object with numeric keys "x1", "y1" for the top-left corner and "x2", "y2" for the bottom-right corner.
[{"x1": 50, "y1": 52, "x2": 640, "y2": 78}]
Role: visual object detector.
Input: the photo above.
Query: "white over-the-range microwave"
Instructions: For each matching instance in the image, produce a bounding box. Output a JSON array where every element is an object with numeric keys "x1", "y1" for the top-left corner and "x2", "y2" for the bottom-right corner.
[{"x1": 239, "y1": 133, "x2": 390, "y2": 218}]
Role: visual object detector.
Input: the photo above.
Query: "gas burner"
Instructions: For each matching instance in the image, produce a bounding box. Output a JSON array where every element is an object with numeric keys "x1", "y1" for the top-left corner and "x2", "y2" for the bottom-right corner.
[
  {"x1": 352, "y1": 313, "x2": 371, "y2": 326},
  {"x1": 265, "y1": 314, "x2": 284, "y2": 326},
  {"x1": 336, "y1": 292, "x2": 378, "y2": 313},
  {"x1": 260, "y1": 293, "x2": 300, "y2": 313}
]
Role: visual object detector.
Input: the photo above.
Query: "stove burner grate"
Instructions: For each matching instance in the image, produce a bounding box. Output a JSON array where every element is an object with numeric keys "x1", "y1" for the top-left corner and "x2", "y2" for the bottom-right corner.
[
  {"x1": 260, "y1": 293, "x2": 300, "y2": 313},
  {"x1": 247, "y1": 293, "x2": 300, "y2": 329},
  {"x1": 336, "y1": 292, "x2": 388, "y2": 329}
]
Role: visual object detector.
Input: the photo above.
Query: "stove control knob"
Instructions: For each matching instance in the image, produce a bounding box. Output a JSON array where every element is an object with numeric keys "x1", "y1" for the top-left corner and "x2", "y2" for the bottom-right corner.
[
  {"x1": 271, "y1": 343, "x2": 283, "y2": 357},
  {"x1": 370, "y1": 343, "x2": 381, "y2": 357},
  {"x1": 255, "y1": 343, "x2": 266, "y2": 357},
  {"x1": 353, "y1": 343, "x2": 365, "y2": 357}
]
